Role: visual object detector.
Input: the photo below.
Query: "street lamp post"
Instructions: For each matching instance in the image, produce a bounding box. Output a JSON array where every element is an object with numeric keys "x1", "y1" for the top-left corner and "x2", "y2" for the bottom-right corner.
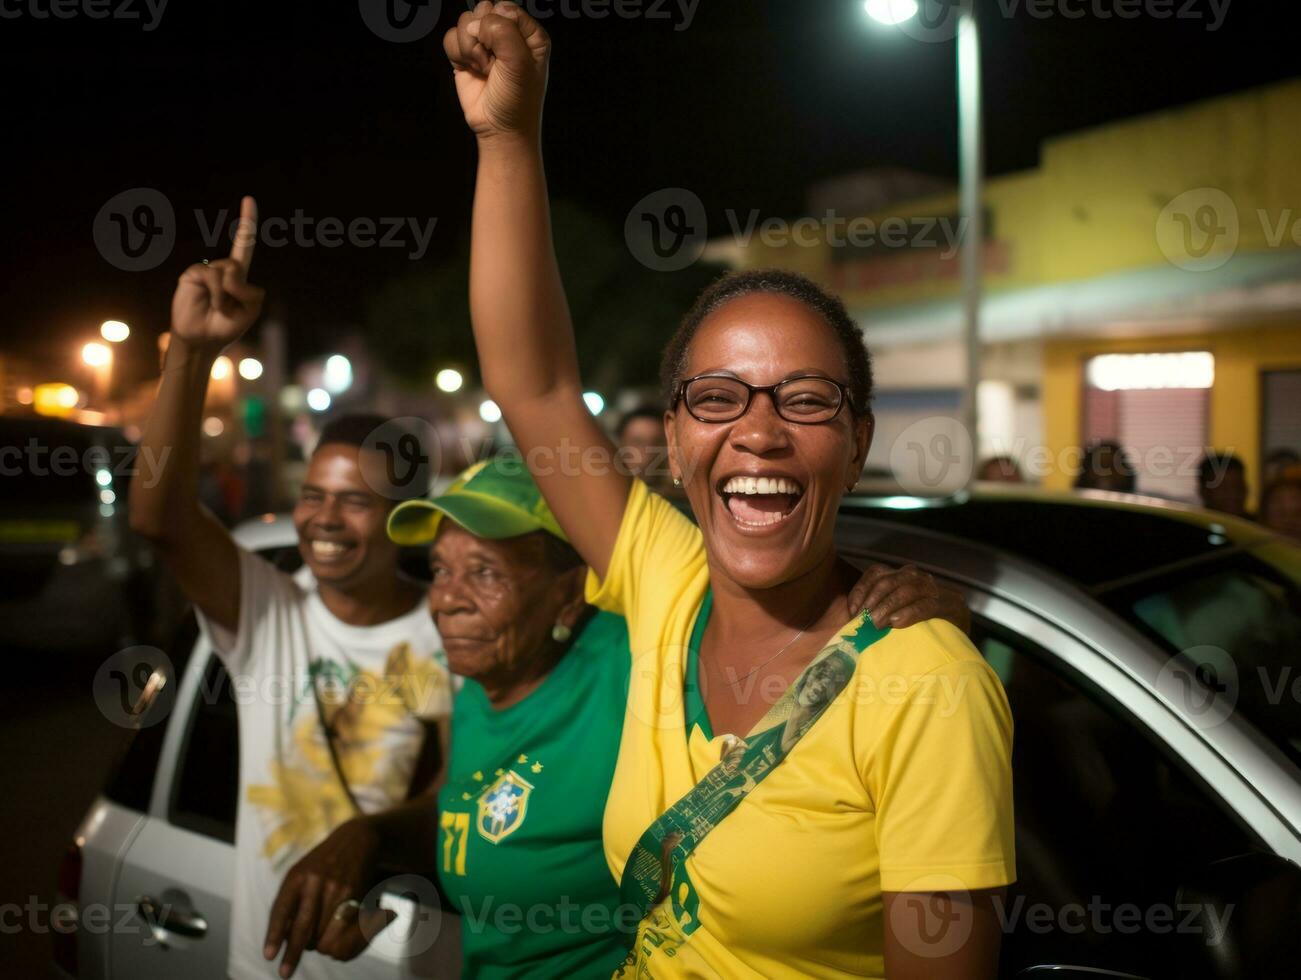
[
  {"x1": 957, "y1": 9, "x2": 984, "y2": 455},
  {"x1": 866, "y1": 0, "x2": 984, "y2": 452}
]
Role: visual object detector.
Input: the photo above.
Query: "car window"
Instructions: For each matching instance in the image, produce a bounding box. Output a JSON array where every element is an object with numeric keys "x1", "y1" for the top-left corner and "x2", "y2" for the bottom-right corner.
[
  {"x1": 973, "y1": 619, "x2": 1262, "y2": 977},
  {"x1": 169, "y1": 654, "x2": 239, "y2": 844},
  {"x1": 1107, "y1": 552, "x2": 1301, "y2": 768},
  {"x1": 103, "y1": 612, "x2": 203, "y2": 812},
  {"x1": 162, "y1": 541, "x2": 318, "y2": 843}
]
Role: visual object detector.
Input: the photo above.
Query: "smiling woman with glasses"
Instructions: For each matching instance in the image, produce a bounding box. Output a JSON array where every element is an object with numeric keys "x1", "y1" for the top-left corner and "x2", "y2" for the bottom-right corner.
[{"x1": 443, "y1": 5, "x2": 1015, "y2": 978}]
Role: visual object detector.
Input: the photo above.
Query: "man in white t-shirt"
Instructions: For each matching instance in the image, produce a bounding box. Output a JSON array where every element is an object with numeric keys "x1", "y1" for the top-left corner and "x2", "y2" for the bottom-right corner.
[{"x1": 129, "y1": 198, "x2": 452, "y2": 980}]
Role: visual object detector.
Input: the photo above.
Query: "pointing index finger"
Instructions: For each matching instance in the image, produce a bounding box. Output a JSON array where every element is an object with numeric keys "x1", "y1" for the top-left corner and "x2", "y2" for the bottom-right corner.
[{"x1": 230, "y1": 195, "x2": 258, "y2": 272}]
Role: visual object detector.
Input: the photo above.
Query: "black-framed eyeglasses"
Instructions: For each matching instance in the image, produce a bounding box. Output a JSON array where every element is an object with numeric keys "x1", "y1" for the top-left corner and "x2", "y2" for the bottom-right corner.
[{"x1": 674, "y1": 374, "x2": 850, "y2": 425}]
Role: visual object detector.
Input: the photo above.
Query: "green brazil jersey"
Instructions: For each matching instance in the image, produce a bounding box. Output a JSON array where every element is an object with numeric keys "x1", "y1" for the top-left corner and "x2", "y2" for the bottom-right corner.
[{"x1": 438, "y1": 610, "x2": 634, "y2": 978}]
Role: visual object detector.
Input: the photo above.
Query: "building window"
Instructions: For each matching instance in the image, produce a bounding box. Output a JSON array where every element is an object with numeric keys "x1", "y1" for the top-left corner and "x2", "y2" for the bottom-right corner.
[
  {"x1": 1082, "y1": 352, "x2": 1213, "y2": 502},
  {"x1": 1262, "y1": 370, "x2": 1301, "y2": 480}
]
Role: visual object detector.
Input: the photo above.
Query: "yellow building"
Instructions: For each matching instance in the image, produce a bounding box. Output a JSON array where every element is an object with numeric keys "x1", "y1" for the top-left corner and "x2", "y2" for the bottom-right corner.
[{"x1": 711, "y1": 78, "x2": 1301, "y2": 507}]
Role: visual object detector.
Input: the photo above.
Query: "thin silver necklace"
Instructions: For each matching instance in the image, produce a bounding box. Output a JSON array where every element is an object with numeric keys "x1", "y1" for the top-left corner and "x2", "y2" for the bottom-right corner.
[{"x1": 713, "y1": 608, "x2": 822, "y2": 688}]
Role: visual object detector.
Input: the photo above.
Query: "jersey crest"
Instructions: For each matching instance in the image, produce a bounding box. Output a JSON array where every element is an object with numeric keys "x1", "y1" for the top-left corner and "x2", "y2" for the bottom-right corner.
[{"x1": 476, "y1": 770, "x2": 534, "y2": 844}]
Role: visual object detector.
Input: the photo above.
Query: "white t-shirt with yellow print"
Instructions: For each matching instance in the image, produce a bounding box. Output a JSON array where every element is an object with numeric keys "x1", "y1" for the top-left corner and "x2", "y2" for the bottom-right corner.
[
  {"x1": 200, "y1": 548, "x2": 452, "y2": 980},
  {"x1": 585, "y1": 480, "x2": 1016, "y2": 978}
]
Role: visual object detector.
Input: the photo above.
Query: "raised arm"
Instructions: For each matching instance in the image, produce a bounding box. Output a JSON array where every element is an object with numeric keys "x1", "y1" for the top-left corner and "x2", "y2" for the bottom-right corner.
[
  {"x1": 128, "y1": 196, "x2": 264, "y2": 632},
  {"x1": 446, "y1": 1, "x2": 630, "y2": 577}
]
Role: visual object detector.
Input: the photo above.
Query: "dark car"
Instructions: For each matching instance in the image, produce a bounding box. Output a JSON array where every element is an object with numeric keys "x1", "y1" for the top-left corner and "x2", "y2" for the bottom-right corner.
[{"x1": 0, "y1": 416, "x2": 159, "y2": 655}]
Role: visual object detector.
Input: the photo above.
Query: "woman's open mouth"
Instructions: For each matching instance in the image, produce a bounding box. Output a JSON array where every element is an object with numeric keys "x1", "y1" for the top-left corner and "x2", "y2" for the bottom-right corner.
[{"x1": 718, "y1": 475, "x2": 805, "y2": 529}]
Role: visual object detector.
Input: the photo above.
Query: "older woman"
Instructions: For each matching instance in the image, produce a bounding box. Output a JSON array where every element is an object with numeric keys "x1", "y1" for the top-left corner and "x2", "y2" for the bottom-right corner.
[
  {"x1": 444, "y1": 4, "x2": 1016, "y2": 977},
  {"x1": 263, "y1": 457, "x2": 969, "y2": 979}
]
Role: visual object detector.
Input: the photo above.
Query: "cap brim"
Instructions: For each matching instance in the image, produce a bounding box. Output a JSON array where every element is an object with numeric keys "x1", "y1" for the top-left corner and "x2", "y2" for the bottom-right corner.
[{"x1": 387, "y1": 493, "x2": 547, "y2": 546}]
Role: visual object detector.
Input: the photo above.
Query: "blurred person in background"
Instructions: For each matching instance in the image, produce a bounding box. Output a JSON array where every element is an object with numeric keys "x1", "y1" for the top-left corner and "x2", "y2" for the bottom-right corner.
[
  {"x1": 975, "y1": 455, "x2": 1024, "y2": 484},
  {"x1": 1074, "y1": 441, "x2": 1137, "y2": 494},
  {"x1": 1260, "y1": 471, "x2": 1301, "y2": 543},
  {"x1": 1264, "y1": 448, "x2": 1300, "y2": 487},
  {"x1": 266, "y1": 456, "x2": 973, "y2": 979},
  {"x1": 129, "y1": 201, "x2": 453, "y2": 980},
  {"x1": 615, "y1": 404, "x2": 669, "y2": 483},
  {"x1": 1196, "y1": 451, "x2": 1250, "y2": 519}
]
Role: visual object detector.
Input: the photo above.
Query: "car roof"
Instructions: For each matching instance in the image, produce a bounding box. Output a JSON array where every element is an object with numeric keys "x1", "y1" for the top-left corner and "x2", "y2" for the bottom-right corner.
[
  {"x1": 0, "y1": 415, "x2": 129, "y2": 445},
  {"x1": 841, "y1": 483, "x2": 1272, "y2": 590},
  {"x1": 232, "y1": 513, "x2": 298, "y2": 551}
]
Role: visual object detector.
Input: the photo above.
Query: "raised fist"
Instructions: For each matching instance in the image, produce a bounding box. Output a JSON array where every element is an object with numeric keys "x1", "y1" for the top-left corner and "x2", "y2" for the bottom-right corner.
[{"x1": 444, "y1": 1, "x2": 550, "y2": 143}]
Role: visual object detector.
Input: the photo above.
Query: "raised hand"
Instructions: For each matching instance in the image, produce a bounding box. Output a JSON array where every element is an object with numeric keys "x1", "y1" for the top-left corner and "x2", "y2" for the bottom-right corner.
[
  {"x1": 170, "y1": 195, "x2": 265, "y2": 352},
  {"x1": 444, "y1": 1, "x2": 550, "y2": 142}
]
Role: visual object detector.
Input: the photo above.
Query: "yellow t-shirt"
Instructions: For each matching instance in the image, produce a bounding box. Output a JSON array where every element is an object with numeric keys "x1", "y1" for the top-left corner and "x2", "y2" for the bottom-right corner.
[{"x1": 586, "y1": 480, "x2": 1016, "y2": 978}]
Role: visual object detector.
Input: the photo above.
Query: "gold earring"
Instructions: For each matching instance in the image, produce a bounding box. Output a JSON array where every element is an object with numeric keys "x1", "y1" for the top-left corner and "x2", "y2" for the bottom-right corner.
[
  {"x1": 673, "y1": 477, "x2": 682, "y2": 487},
  {"x1": 551, "y1": 622, "x2": 572, "y2": 643}
]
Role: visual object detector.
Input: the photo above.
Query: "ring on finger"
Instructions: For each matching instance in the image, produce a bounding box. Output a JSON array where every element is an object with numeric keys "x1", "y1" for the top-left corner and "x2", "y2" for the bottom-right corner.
[{"x1": 332, "y1": 899, "x2": 362, "y2": 922}]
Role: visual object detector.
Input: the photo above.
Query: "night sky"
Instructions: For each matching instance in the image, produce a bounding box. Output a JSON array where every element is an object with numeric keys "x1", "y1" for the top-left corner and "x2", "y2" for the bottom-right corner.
[{"x1": 2, "y1": 0, "x2": 1294, "y2": 387}]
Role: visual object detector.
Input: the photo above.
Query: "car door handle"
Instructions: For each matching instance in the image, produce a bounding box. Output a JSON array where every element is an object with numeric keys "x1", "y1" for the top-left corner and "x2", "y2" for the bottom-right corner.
[{"x1": 137, "y1": 894, "x2": 209, "y2": 944}]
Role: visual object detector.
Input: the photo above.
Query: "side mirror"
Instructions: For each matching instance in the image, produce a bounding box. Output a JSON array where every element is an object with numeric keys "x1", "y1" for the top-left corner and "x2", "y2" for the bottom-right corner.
[{"x1": 1174, "y1": 851, "x2": 1301, "y2": 980}]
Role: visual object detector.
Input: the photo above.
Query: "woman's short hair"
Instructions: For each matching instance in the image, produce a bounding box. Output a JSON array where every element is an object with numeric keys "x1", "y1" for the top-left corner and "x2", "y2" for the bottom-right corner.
[
  {"x1": 660, "y1": 269, "x2": 874, "y2": 417},
  {"x1": 541, "y1": 533, "x2": 585, "y2": 574}
]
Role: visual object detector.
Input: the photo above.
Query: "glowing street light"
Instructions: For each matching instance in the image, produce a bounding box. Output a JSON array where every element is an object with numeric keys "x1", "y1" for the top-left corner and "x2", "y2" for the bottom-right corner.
[
  {"x1": 583, "y1": 391, "x2": 605, "y2": 415},
  {"x1": 323, "y1": 355, "x2": 353, "y2": 394},
  {"x1": 864, "y1": 0, "x2": 919, "y2": 26},
  {"x1": 33, "y1": 383, "x2": 80, "y2": 417},
  {"x1": 436, "y1": 368, "x2": 464, "y2": 394},
  {"x1": 100, "y1": 320, "x2": 130, "y2": 343},
  {"x1": 479, "y1": 399, "x2": 502, "y2": 424},
  {"x1": 211, "y1": 356, "x2": 233, "y2": 380},
  {"x1": 238, "y1": 357, "x2": 264, "y2": 381},
  {"x1": 82, "y1": 342, "x2": 111, "y2": 368},
  {"x1": 307, "y1": 387, "x2": 332, "y2": 412}
]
